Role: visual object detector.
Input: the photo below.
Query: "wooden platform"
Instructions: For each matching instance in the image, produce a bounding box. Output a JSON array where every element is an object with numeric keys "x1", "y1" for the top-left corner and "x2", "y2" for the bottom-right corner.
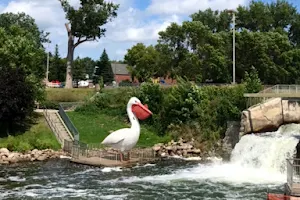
[{"x1": 70, "y1": 156, "x2": 159, "y2": 168}]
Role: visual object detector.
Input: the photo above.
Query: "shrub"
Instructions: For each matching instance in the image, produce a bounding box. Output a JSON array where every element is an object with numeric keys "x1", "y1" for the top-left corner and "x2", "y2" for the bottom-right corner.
[
  {"x1": 242, "y1": 67, "x2": 263, "y2": 93},
  {"x1": 134, "y1": 82, "x2": 164, "y2": 114},
  {"x1": 160, "y1": 78, "x2": 207, "y2": 131},
  {"x1": 74, "y1": 80, "x2": 248, "y2": 148},
  {"x1": 119, "y1": 80, "x2": 133, "y2": 87}
]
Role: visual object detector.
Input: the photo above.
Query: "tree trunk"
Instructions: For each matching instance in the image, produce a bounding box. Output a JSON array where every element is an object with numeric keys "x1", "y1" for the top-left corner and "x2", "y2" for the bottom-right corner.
[
  {"x1": 65, "y1": 23, "x2": 74, "y2": 89},
  {"x1": 65, "y1": 37, "x2": 74, "y2": 88},
  {"x1": 95, "y1": 83, "x2": 100, "y2": 92}
]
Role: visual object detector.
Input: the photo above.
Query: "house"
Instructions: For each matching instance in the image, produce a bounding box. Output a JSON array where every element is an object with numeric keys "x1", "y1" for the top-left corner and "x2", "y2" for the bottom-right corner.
[
  {"x1": 111, "y1": 63, "x2": 132, "y2": 84},
  {"x1": 110, "y1": 63, "x2": 176, "y2": 85}
]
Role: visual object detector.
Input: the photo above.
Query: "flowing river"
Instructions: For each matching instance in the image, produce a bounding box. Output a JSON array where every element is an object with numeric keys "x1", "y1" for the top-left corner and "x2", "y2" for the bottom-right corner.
[{"x1": 1, "y1": 124, "x2": 300, "y2": 200}]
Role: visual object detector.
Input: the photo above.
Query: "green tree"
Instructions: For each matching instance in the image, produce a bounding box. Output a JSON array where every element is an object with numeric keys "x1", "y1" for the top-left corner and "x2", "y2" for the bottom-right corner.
[
  {"x1": 59, "y1": 0, "x2": 119, "y2": 88},
  {"x1": 236, "y1": 0, "x2": 297, "y2": 32},
  {"x1": 235, "y1": 30, "x2": 291, "y2": 84},
  {"x1": 190, "y1": 8, "x2": 232, "y2": 32},
  {"x1": 125, "y1": 44, "x2": 160, "y2": 82},
  {"x1": 0, "y1": 67, "x2": 35, "y2": 136},
  {"x1": 157, "y1": 21, "x2": 230, "y2": 82},
  {"x1": 0, "y1": 26, "x2": 46, "y2": 101},
  {"x1": 97, "y1": 49, "x2": 114, "y2": 84},
  {"x1": 80, "y1": 57, "x2": 96, "y2": 79},
  {"x1": 242, "y1": 67, "x2": 263, "y2": 93},
  {"x1": 0, "y1": 23, "x2": 46, "y2": 134},
  {"x1": 49, "y1": 44, "x2": 65, "y2": 82},
  {"x1": 279, "y1": 49, "x2": 300, "y2": 83},
  {"x1": 73, "y1": 56, "x2": 88, "y2": 82},
  {"x1": 0, "y1": 12, "x2": 49, "y2": 46}
]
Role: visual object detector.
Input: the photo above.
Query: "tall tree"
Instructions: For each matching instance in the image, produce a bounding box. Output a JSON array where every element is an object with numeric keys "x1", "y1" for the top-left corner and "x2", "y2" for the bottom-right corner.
[
  {"x1": 80, "y1": 57, "x2": 96, "y2": 79},
  {"x1": 0, "y1": 67, "x2": 35, "y2": 135},
  {"x1": 49, "y1": 44, "x2": 65, "y2": 82},
  {"x1": 59, "y1": 0, "x2": 119, "y2": 88},
  {"x1": 190, "y1": 9, "x2": 232, "y2": 32},
  {"x1": 0, "y1": 12, "x2": 49, "y2": 46},
  {"x1": 73, "y1": 56, "x2": 88, "y2": 81},
  {"x1": 125, "y1": 44, "x2": 160, "y2": 82},
  {"x1": 236, "y1": 0, "x2": 297, "y2": 32},
  {"x1": 0, "y1": 21, "x2": 47, "y2": 134},
  {"x1": 98, "y1": 49, "x2": 114, "y2": 84}
]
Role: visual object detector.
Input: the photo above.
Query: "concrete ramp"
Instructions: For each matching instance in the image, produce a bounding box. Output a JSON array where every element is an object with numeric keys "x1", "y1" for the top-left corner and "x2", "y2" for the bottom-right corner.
[{"x1": 43, "y1": 109, "x2": 73, "y2": 147}]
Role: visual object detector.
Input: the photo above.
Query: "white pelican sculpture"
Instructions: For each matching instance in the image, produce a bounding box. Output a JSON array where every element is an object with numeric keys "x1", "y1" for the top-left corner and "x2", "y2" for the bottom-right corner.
[{"x1": 101, "y1": 97, "x2": 152, "y2": 162}]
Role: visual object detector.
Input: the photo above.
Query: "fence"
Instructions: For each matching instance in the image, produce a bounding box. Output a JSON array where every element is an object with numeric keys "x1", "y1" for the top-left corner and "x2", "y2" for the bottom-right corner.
[
  {"x1": 287, "y1": 159, "x2": 300, "y2": 189},
  {"x1": 64, "y1": 139, "x2": 158, "y2": 162},
  {"x1": 245, "y1": 85, "x2": 300, "y2": 107},
  {"x1": 58, "y1": 104, "x2": 80, "y2": 141}
]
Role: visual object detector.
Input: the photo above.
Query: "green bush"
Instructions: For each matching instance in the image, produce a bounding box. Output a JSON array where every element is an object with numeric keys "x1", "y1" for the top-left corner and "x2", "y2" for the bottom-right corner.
[
  {"x1": 119, "y1": 80, "x2": 133, "y2": 87},
  {"x1": 242, "y1": 67, "x2": 263, "y2": 93},
  {"x1": 134, "y1": 82, "x2": 164, "y2": 114},
  {"x1": 74, "y1": 80, "x2": 247, "y2": 148},
  {"x1": 161, "y1": 79, "x2": 207, "y2": 130}
]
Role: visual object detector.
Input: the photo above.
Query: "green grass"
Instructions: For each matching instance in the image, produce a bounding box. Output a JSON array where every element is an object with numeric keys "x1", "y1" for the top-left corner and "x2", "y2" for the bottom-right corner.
[
  {"x1": 46, "y1": 88, "x2": 95, "y2": 102},
  {"x1": 67, "y1": 111, "x2": 171, "y2": 148},
  {"x1": 0, "y1": 115, "x2": 61, "y2": 152}
]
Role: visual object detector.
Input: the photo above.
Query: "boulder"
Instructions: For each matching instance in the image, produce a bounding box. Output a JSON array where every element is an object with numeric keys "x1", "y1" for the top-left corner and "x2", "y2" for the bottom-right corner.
[
  {"x1": 0, "y1": 148, "x2": 9, "y2": 155},
  {"x1": 240, "y1": 98, "x2": 300, "y2": 136}
]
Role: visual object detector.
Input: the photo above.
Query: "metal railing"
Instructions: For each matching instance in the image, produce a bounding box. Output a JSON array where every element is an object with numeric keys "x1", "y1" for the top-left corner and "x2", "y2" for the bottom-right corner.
[
  {"x1": 43, "y1": 109, "x2": 64, "y2": 147},
  {"x1": 245, "y1": 85, "x2": 300, "y2": 107},
  {"x1": 65, "y1": 139, "x2": 159, "y2": 162},
  {"x1": 287, "y1": 159, "x2": 300, "y2": 189},
  {"x1": 260, "y1": 85, "x2": 300, "y2": 94},
  {"x1": 58, "y1": 104, "x2": 80, "y2": 141}
]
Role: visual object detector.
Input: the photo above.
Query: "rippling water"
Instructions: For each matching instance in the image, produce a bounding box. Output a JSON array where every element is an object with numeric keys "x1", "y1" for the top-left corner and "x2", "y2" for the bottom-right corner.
[
  {"x1": 0, "y1": 158, "x2": 284, "y2": 200},
  {"x1": 2, "y1": 124, "x2": 300, "y2": 200}
]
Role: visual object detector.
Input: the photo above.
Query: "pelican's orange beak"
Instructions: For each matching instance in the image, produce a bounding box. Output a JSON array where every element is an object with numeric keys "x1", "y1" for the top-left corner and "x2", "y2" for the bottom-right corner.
[{"x1": 132, "y1": 103, "x2": 152, "y2": 120}]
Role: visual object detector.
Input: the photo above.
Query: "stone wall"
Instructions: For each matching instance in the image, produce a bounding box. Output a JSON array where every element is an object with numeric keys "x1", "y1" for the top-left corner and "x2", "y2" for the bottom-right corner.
[
  {"x1": 222, "y1": 121, "x2": 241, "y2": 158},
  {"x1": 240, "y1": 98, "x2": 300, "y2": 136}
]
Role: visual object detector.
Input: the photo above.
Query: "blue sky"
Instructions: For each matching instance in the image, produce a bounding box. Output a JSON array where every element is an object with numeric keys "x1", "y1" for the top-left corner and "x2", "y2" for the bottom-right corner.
[{"x1": 0, "y1": 0, "x2": 299, "y2": 61}]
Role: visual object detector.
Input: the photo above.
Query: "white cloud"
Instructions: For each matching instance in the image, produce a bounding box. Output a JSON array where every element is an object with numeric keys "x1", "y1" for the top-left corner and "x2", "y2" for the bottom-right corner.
[
  {"x1": 147, "y1": 0, "x2": 249, "y2": 15},
  {"x1": 0, "y1": 0, "x2": 249, "y2": 60}
]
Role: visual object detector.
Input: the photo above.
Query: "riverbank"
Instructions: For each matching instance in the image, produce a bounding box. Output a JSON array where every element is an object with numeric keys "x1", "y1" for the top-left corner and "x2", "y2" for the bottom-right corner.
[
  {"x1": 0, "y1": 139, "x2": 223, "y2": 165},
  {"x1": 152, "y1": 138, "x2": 222, "y2": 159},
  {"x1": 0, "y1": 148, "x2": 69, "y2": 164},
  {"x1": 0, "y1": 115, "x2": 61, "y2": 152}
]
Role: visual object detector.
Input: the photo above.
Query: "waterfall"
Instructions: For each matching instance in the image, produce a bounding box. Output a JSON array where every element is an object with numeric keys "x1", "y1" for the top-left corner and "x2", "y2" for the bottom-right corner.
[
  {"x1": 101, "y1": 124, "x2": 300, "y2": 186},
  {"x1": 230, "y1": 123, "x2": 300, "y2": 173}
]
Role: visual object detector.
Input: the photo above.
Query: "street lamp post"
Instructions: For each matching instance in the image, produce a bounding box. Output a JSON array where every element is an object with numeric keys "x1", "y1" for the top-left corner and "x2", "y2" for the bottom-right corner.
[
  {"x1": 228, "y1": 10, "x2": 236, "y2": 84},
  {"x1": 46, "y1": 51, "x2": 49, "y2": 82},
  {"x1": 232, "y1": 11, "x2": 236, "y2": 84}
]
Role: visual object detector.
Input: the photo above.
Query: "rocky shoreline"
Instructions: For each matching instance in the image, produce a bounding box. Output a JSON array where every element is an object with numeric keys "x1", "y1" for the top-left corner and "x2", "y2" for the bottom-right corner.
[
  {"x1": 0, "y1": 148, "x2": 70, "y2": 164},
  {"x1": 152, "y1": 138, "x2": 221, "y2": 159},
  {"x1": 0, "y1": 138, "x2": 223, "y2": 165}
]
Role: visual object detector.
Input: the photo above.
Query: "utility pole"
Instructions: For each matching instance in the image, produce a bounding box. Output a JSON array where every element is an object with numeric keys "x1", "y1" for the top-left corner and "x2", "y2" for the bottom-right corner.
[
  {"x1": 46, "y1": 51, "x2": 49, "y2": 82},
  {"x1": 232, "y1": 11, "x2": 236, "y2": 84}
]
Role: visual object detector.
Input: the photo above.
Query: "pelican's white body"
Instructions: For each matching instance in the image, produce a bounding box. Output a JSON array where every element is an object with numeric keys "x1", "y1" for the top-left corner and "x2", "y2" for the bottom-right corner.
[{"x1": 101, "y1": 98, "x2": 141, "y2": 152}]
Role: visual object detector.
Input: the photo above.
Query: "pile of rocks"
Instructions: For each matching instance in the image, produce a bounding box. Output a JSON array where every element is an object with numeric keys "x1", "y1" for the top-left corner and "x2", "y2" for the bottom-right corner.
[
  {"x1": 0, "y1": 148, "x2": 70, "y2": 164},
  {"x1": 152, "y1": 138, "x2": 202, "y2": 158}
]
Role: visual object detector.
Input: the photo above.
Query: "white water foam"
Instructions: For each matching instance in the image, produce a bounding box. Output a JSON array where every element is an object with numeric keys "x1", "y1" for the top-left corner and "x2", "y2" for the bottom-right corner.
[
  {"x1": 101, "y1": 167, "x2": 122, "y2": 173},
  {"x1": 112, "y1": 124, "x2": 300, "y2": 185},
  {"x1": 7, "y1": 176, "x2": 26, "y2": 182}
]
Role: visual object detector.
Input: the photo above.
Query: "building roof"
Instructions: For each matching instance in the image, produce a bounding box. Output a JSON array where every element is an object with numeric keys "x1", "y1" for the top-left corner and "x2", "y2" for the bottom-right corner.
[{"x1": 111, "y1": 63, "x2": 129, "y2": 75}]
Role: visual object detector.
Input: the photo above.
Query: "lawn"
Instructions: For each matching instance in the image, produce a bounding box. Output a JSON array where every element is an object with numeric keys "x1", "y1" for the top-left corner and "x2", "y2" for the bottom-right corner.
[
  {"x1": 46, "y1": 88, "x2": 95, "y2": 102},
  {"x1": 67, "y1": 111, "x2": 171, "y2": 148},
  {"x1": 0, "y1": 114, "x2": 61, "y2": 152}
]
